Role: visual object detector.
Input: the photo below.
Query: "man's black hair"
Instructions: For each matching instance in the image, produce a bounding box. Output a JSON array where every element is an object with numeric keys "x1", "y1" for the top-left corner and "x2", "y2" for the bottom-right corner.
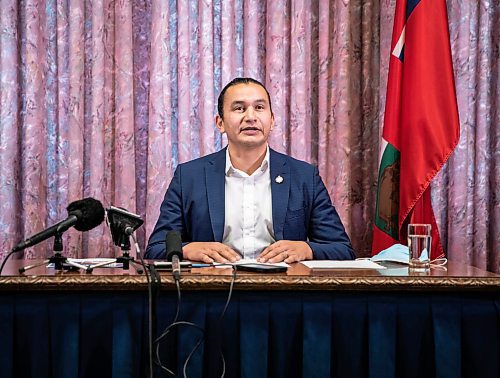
[{"x1": 217, "y1": 77, "x2": 273, "y2": 118}]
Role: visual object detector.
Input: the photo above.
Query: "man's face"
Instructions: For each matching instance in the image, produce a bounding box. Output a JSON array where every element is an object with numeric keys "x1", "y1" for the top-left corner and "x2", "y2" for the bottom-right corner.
[{"x1": 216, "y1": 83, "x2": 274, "y2": 150}]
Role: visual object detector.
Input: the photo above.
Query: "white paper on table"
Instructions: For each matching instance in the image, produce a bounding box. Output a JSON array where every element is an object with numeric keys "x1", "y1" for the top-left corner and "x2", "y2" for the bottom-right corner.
[
  {"x1": 301, "y1": 260, "x2": 386, "y2": 269},
  {"x1": 47, "y1": 258, "x2": 122, "y2": 269},
  {"x1": 213, "y1": 258, "x2": 289, "y2": 269}
]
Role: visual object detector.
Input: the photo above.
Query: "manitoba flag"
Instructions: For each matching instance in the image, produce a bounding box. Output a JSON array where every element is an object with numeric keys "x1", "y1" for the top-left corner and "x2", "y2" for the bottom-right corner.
[{"x1": 372, "y1": 0, "x2": 460, "y2": 259}]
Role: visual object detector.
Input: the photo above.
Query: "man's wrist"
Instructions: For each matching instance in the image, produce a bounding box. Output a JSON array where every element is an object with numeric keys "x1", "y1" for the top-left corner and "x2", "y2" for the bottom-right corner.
[{"x1": 304, "y1": 241, "x2": 314, "y2": 260}]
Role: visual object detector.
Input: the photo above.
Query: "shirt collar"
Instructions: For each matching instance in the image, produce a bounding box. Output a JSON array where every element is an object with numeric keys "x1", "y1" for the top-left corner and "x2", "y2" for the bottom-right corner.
[{"x1": 225, "y1": 146, "x2": 270, "y2": 177}]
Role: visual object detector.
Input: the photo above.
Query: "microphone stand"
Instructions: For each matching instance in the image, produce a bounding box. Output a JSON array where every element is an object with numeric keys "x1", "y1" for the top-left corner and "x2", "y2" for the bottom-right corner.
[
  {"x1": 86, "y1": 229, "x2": 143, "y2": 274},
  {"x1": 19, "y1": 232, "x2": 87, "y2": 274}
]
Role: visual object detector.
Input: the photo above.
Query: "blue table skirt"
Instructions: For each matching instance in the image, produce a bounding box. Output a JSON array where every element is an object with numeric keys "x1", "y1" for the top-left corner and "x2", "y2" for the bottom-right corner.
[{"x1": 0, "y1": 290, "x2": 498, "y2": 378}]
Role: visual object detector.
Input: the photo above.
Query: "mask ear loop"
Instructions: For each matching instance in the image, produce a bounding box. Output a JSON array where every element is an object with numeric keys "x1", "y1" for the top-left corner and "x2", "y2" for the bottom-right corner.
[
  {"x1": 430, "y1": 257, "x2": 448, "y2": 270},
  {"x1": 356, "y1": 255, "x2": 448, "y2": 271}
]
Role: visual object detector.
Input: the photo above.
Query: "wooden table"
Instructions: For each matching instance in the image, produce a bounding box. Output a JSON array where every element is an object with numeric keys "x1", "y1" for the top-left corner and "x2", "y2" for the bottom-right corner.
[
  {"x1": 1, "y1": 259, "x2": 499, "y2": 378},
  {"x1": 1, "y1": 259, "x2": 498, "y2": 291}
]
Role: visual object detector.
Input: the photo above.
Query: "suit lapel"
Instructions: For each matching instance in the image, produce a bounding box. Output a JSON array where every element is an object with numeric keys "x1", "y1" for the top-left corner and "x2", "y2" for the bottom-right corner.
[
  {"x1": 270, "y1": 149, "x2": 290, "y2": 240},
  {"x1": 205, "y1": 148, "x2": 226, "y2": 241}
]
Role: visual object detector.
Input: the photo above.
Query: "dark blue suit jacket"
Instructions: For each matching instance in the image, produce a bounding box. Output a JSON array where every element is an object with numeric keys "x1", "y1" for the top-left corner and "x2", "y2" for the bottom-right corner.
[{"x1": 145, "y1": 148, "x2": 354, "y2": 260}]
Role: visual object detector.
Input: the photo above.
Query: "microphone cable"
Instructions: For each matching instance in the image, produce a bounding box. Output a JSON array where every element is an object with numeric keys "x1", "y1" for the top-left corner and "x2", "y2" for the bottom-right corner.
[
  {"x1": 132, "y1": 232, "x2": 157, "y2": 378},
  {"x1": 0, "y1": 248, "x2": 19, "y2": 276},
  {"x1": 154, "y1": 264, "x2": 237, "y2": 378},
  {"x1": 154, "y1": 276, "x2": 189, "y2": 377},
  {"x1": 182, "y1": 265, "x2": 237, "y2": 378}
]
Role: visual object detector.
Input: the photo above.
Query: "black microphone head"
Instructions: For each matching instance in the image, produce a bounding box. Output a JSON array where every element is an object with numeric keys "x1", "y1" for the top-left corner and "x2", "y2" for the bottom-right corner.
[
  {"x1": 166, "y1": 230, "x2": 183, "y2": 261},
  {"x1": 106, "y1": 206, "x2": 144, "y2": 247},
  {"x1": 67, "y1": 198, "x2": 105, "y2": 231}
]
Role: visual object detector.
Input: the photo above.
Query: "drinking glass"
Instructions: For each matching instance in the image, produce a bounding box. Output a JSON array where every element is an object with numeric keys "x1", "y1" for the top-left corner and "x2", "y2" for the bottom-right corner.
[{"x1": 407, "y1": 224, "x2": 431, "y2": 271}]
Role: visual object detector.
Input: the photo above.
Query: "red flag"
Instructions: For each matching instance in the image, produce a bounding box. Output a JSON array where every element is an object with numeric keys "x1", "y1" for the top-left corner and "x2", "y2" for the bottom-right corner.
[{"x1": 372, "y1": 0, "x2": 460, "y2": 259}]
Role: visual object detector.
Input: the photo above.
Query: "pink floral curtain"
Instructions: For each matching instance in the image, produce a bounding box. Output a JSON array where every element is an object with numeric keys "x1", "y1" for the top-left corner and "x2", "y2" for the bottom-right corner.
[{"x1": 0, "y1": 0, "x2": 498, "y2": 272}]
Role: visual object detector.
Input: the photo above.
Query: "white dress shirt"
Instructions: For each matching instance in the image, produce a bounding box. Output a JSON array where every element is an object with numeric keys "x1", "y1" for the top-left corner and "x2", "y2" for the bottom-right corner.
[{"x1": 222, "y1": 147, "x2": 275, "y2": 259}]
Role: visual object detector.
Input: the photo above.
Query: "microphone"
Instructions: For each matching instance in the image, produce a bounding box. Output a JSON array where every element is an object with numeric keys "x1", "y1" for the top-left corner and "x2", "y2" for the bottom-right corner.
[
  {"x1": 12, "y1": 198, "x2": 105, "y2": 252},
  {"x1": 106, "y1": 206, "x2": 144, "y2": 249},
  {"x1": 166, "y1": 231, "x2": 183, "y2": 280}
]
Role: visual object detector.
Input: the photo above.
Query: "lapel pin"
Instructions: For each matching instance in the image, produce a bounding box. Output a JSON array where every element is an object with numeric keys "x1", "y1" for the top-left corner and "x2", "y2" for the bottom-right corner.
[{"x1": 275, "y1": 175, "x2": 283, "y2": 184}]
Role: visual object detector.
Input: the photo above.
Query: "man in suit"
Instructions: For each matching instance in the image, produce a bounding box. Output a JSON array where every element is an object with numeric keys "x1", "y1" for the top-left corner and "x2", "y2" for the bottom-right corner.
[{"x1": 145, "y1": 77, "x2": 354, "y2": 263}]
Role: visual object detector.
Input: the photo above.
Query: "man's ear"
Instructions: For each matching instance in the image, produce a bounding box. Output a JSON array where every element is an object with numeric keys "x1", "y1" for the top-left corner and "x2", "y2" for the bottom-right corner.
[
  {"x1": 270, "y1": 113, "x2": 275, "y2": 131},
  {"x1": 215, "y1": 115, "x2": 225, "y2": 134}
]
